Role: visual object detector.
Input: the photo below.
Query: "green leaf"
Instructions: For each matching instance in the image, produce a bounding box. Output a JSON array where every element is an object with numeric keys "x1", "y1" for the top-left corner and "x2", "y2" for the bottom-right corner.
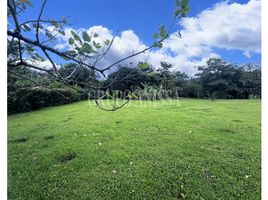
[
  {"x1": 35, "y1": 53, "x2": 45, "y2": 62},
  {"x1": 66, "y1": 50, "x2": 77, "y2": 56},
  {"x1": 71, "y1": 31, "x2": 82, "y2": 43},
  {"x1": 45, "y1": 30, "x2": 53, "y2": 38},
  {"x1": 82, "y1": 31, "x2": 91, "y2": 42},
  {"x1": 138, "y1": 62, "x2": 150, "y2": 70},
  {"x1": 93, "y1": 33, "x2": 99, "y2": 37},
  {"x1": 158, "y1": 43, "x2": 163, "y2": 48},
  {"x1": 68, "y1": 38, "x2": 74, "y2": 45},
  {"x1": 22, "y1": 24, "x2": 31, "y2": 32},
  {"x1": 82, "y1": 43, "x2": 96, "y2": 54},
  {"x1": 175, "y1": 0, "x2": 180, "y2": 7},
  {"x1": 174, "y1": 9, "x2": 182, "y2": 17},
  {"x1": 51, "y1": 21, "x2": 59, "y2": 28},
  {"x1": 93, "y1": 41, "x2": 101, "y2": 49},
  {"x1": 180, "y1": 0, "x2": 189, "y2": 9},
  {"x1": 25, "y1": 44, "x2": 34, "y2": 52},
  {"x1": 19, "y1": 0, "x2": 33, "y2": 7},
  {"x1": 104, "y1": 39, "x2": 111, "y2": 45},
  {"x1": 61, "y1": 55, "x2": 70, "y2": 60},
  {"x1": 153, "y1": 42, "x2": 158, "y2": 47},
  {"x1": 32, "y1": 23, "x2": 43, "y2": 29},
  {"x1": 75, "y1": 47, "x2": 81, "y2": 52},
  {"x1": 59, "y1": 30, "x2": 65, "y2": 36},
  {"x1": 159, "y1": 25, "x2": 167, "y2": 38},
  {"x1": 153, "y1": 33, "x2": 159, "y2": 39},
  {"x1": 184, "y1": 6, "x2": 190, "y2": 14}
]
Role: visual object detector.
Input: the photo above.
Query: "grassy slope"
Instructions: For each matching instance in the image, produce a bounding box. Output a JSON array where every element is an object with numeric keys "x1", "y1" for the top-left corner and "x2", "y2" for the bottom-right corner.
[{"x1": 8, "y1": 99, "x2": 261, "y2": 199}]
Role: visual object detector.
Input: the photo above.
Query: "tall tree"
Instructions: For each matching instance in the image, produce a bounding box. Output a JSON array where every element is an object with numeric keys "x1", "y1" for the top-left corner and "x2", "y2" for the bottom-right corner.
[{"x1": 196, "y1": 58, "x2": 261, "y2": 99}]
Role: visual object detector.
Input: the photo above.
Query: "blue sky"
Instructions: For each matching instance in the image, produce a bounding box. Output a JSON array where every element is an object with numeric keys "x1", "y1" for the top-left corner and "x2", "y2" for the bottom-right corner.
[{"x1": 17, "y1": 0, "x2": 261, "y2": 74}]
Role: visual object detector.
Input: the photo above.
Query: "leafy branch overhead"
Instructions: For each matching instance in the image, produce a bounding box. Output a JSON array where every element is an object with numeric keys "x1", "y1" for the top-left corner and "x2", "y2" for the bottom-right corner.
[
  {"x1": 153, "y1": 0, "x2": 189, "y2": 48},
  {"x1": 7, "y1": 0, "x2": 189, "y2": 111},
  {"x1": 175, "y1": 0, "x2": 190, "y2": 17}
]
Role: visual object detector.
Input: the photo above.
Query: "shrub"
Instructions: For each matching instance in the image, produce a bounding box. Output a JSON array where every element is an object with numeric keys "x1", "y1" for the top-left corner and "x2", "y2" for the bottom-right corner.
[{"x1": 8, "y1": 87, "x2": 82, "y2": 114}]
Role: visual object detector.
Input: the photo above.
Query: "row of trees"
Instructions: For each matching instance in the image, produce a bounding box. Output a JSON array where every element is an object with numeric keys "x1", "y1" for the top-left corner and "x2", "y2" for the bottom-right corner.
[
  {"x1": 8, "y1": 58, "x2": 261, "y2": 113},
  {"x1": 105, "y1": 58, "x2": 261, "y2": 99}
]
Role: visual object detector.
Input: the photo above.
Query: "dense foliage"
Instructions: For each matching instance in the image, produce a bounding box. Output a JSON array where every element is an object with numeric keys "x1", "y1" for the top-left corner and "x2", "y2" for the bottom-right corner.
[
  {"x1": 8, "y1": 58, "x2": 261, "y2": 114},
  {"x1": 106, "y1": 58, "x2": 261, "y2": 99},
  {"x1": 8, "y1": 66, "x2": 83, "y2": 114}
]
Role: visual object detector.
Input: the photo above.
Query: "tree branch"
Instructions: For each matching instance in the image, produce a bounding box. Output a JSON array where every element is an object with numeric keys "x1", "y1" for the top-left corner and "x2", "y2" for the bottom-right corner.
[{"x1": 36, "y1": 0, "x2": 48, "y2": 43}]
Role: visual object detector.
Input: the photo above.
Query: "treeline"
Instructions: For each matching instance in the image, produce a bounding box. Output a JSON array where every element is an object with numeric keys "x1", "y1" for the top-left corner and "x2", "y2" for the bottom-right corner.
[
  {"x1": 8, "y1": 58, "x2": 261, "y2": 114},
  {"x1": 106, "y1": 58, "x2": 261, "y2": 99}
]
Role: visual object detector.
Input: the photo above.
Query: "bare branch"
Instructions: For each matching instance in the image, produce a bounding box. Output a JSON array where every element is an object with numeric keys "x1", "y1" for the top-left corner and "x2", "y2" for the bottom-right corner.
[
  {"x1": 100, "y1": 35, "x2": 168, "y2": 73},
  {"x1": 8, "y1": 0, "x2": 20, "y2": 32},
  {"x1": 94, "y1": 99, "x2": 130, "y2": 111},
  {"x1": 41, "y1": 49, "x2": 64, "y2": 80},
  {"x1": 93, "y1": 31, "x2": 118, "y2": 66},
  {"x1": 36, "y1": 0, "x2": 48, "y2": 43},
  {"x1": 20, "y1": 19, "x2": 69, "y2": 27}
]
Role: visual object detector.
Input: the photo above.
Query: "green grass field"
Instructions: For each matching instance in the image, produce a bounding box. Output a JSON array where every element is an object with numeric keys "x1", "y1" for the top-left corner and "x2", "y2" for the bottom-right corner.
[{"x1": 8, "y1": 99, "x2": 261, "y2": 199}]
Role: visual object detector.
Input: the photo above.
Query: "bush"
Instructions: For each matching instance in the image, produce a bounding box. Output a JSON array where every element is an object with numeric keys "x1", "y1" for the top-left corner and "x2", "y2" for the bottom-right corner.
[{"x1": 8, "y1": 87, "x2": 82, "y2": 114}]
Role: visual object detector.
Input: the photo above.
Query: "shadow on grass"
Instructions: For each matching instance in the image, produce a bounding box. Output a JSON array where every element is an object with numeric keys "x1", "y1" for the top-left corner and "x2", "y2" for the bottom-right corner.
[
  {"x1": 57, "y1": 151, "x2": 77, "y2": 164},
  {"x1": 9, "y1": 137, "x2": 28, "y2": 143},
  {"x1": 43, "y1": 135, "x2": 55, "y2": 140}
]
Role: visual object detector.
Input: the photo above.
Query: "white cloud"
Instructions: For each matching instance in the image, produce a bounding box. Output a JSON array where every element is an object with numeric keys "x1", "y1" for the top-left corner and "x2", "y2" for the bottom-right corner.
[
  {"x1": 27, "y1": 59, "x2": 61, "y2": 71},
  {"x1": 176, "y1": 0, "x2": 261, "y2": 53},
  {"x1": 161, "y1": 0, "x2": 261, "y2": 73},
  {"x1": 39, "y1": 60, "x2": 61, "y2": 70},
  {"x1": 53, "y1": 0, "x2": 261, "y2": 75}
]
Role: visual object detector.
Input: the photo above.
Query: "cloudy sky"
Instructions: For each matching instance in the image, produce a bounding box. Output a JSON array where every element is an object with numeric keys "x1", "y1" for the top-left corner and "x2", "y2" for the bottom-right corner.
[{"x1": 20, "y1": 0, "x2": 261, "y2": 75}]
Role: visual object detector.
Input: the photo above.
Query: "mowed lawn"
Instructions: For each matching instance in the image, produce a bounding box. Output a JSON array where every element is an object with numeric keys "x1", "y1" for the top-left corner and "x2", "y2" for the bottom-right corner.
[{"x1": 8, "y1": 99, "x2": 261, "y2": 199}]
